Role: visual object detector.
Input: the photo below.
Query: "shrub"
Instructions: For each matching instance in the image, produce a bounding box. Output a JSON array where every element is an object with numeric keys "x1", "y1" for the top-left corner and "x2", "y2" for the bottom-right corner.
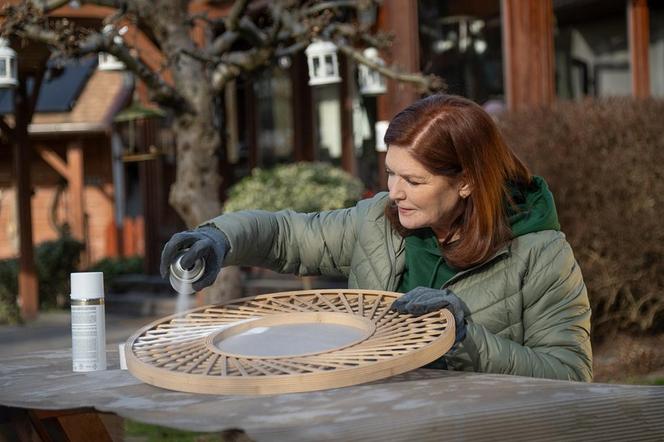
[
  {"x1": 87, "y1": 256, "x2": 144, "y2": 292},
  {"x1": 0, "y1": 235, "x2": 84, "y2": 324},
  {"x1": 0, "y1": 259, "x2": 19, "y2": 325},
  {"x1": 498, "y1": 98, "x2": 664, "y2": 340},
  {"x1": 224, "y1": 162, "x2": 364, "y2": 212},
  {"x1": 36, "y1": 235, "x2": 85, "y2": 308}
]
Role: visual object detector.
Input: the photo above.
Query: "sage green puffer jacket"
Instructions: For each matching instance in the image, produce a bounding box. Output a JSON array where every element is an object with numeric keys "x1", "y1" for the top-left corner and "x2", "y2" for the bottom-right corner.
[{"x1": 207, "y1": 193, "x2": 593, "y2": 382}]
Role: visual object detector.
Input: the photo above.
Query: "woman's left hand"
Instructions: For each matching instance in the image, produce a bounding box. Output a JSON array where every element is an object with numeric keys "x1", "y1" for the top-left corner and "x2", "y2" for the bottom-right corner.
[{"x1": 390, "y1": 287, "x2": 467, "y2": 344}]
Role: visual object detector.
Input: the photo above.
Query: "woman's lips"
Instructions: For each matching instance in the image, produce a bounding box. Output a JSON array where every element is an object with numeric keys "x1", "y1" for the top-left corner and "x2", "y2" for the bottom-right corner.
[{"x1": 398, "y1": 206, "x2": 414, "y2": 215}]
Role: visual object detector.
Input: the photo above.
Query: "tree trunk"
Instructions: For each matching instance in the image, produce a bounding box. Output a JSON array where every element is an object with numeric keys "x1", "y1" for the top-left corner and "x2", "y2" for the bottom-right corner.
[{"x1": 169, "y1": 111, "x2": 243, "y2": 305}]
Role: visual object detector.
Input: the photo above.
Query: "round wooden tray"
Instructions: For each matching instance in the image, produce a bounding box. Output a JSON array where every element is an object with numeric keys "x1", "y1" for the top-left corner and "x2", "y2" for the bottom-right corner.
[{"x1": 125, "y1": 289, "x2": 455, "y2": 395}]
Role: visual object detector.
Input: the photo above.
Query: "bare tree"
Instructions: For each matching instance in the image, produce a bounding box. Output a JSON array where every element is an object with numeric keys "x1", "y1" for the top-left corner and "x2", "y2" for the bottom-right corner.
[{"x1": 2, "y1": 0, "x2": 442, "y2": 301}]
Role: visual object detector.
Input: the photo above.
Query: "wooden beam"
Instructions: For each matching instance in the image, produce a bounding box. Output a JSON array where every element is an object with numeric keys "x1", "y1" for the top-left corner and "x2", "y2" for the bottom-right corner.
[
  {"x1": 13, "y1": 73, "x2": 38, "y2": 321},
  {"x1": 501, "y1": 0, "x2": 555, "y2": 111},
  {"x1": 375, "y1": 0, "x2": 420, "y2": 190},
  {"x1": 67, "y1": 141, "x2": 85, "y2": 246},
  {"x1": 28, "y1": 408, "x2": 117, "y2": 442},
  {"x1": 291, "y1": 53, "x2": 314, "y2": 162},
  {"x1": 339, "y1": 55, "x2": 357, "y2": 177},
  {"x1": 244, "y1": 78, "x2": 258, "y2": 169},
  {"x1": 377, "y1": 0, "x2": 420, "y2": 119},
  {"x1": 628, "y1": 0, "x2": 650, "y2": 98},
  {"x1": 36, "y1": 145, "x2": 71, "y2": 181}
]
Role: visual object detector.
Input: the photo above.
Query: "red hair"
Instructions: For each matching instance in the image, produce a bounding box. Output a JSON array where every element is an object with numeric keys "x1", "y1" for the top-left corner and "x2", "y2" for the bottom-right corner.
[{"x1": 384, "y1": 94, "x2": 531, "y2": 269}]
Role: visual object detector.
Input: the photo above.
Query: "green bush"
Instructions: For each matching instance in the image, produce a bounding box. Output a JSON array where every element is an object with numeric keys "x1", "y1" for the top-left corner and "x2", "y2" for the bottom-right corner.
[
  {"x1": 87, "y1": 255, "x2": 144, "y2": 292},
  {"x1": 0, "y1": 259, "x2": 20, "y2": 325},
  {"x1": 224, "y1": 162, "x2": 364, "y2": 212},
  {"x1": 0, "y1": 235, "x2": 84, "y2": 324},
  {"x1": 498, "y1": 98, "x2": 664, "y2": 340},
  {"x1": 36, "y1": 235, "x2": 85, "y2": 308}
]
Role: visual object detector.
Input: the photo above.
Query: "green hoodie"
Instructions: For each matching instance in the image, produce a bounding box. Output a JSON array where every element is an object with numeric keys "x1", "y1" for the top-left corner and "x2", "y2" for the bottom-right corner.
[{"x1": 397, "y1": 176, "x2": 560, "y2": 292}]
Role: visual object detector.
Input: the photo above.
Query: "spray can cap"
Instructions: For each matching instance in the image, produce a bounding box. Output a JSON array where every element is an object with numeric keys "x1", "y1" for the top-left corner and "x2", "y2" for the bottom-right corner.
[{"x1": 70, "y1": 272, "x2": 105, "y2": 300}]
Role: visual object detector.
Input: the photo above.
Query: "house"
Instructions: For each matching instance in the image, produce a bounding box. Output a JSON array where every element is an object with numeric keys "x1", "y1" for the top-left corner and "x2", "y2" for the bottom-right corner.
[{"x1": 1, "y1": 0, "x2": 658, "y2": 319}]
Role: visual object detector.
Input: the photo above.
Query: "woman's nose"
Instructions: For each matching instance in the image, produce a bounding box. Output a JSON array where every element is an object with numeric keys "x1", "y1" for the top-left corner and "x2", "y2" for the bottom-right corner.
[{"x1": 389, "y1": 178, "x2": 405, "y2": 200}]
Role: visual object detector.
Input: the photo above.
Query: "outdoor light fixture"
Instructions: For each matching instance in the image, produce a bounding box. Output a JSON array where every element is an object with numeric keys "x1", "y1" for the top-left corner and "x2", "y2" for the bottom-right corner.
[
  {"x1": 0, "y1": 38, "x2": 18, "y2": 89},
  {"x1": 305, "y1": 40, "x2": 341, "y2": 86},
  {"x1": 98, "y1": 25, "x2": 127, "y2": 71},
  {"x1": 433, "y1": 16, "x2": 487, "y2": 55},
  {"x1": 278, "y1": 55, "x2": 292, "y2": 70},
  {"x1": 98, "y1": 53, "x2": 125, "y2": 71},
  {"x1": 375, "y1": 120, "x2": 389, "y2": 152},
  {"x1": 358, "y1": 47, "x2": 387, "y2": 96}
]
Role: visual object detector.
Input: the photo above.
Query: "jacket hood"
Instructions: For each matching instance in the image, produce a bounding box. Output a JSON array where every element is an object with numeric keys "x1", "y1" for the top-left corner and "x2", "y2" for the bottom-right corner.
[
  {"x1": 397, "y1": 176, "x2": 560, "y2": 291},
  {"x1": 405, "y1": 175, "x2": 560, "y2": 259},
  {"x1": 507, "y1": 175, "x2": 560, "y2": 236}
]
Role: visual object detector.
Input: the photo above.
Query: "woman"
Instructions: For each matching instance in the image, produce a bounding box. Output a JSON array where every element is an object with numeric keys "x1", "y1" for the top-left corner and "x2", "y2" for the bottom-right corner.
[{"x1": 160, "y1": 94, "x2": 592, "y2": 382}]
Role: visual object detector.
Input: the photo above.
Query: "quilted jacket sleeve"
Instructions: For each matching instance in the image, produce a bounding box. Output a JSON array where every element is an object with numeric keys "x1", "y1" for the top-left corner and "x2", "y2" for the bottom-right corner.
[
  {"x1": 449, "y1": 235, "x2": 593, "y2": 381},
  {"x1": 203, "y1": 201, "x2": 368, "y2": 277}
]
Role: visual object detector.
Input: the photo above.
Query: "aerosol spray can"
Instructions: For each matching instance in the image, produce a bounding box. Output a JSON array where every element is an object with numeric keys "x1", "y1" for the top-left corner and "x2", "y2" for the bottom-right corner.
[
  {"x1": 169, "y1": 250, "x2": 206, "y2": 296},
  {"x1": 70, "y1": 272, "x2": 107, "y2": 372}
]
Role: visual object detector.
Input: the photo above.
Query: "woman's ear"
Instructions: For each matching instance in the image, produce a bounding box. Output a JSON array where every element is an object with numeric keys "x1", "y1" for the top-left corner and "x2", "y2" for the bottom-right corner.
[{"x1": 459, "y1": 182, "x2": 472, "y2": 199}]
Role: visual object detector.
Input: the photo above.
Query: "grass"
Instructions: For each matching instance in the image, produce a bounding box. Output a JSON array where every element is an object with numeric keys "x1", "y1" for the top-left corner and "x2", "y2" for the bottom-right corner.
[{"x1": 124, "y1": 419, "x2": 222, "y2": 442}]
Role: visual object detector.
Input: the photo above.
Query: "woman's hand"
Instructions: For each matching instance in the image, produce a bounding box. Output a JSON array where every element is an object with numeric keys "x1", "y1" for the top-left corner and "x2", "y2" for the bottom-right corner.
[
  {"x1": 390, "y1": 287, "x2": 467, "y2": 344},
  {"x1": 159, "y1": 226, "x2": 230, "y2": 291}
]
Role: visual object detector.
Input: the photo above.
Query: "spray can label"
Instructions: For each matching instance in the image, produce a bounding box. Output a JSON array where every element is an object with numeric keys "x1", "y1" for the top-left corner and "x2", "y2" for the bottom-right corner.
[{"x1": 71, "y1": 298, "x2": 107, "y2": 372}]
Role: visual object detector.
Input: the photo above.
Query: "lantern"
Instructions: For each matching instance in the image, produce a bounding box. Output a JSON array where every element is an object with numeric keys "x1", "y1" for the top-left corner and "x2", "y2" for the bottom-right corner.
[
  {"x1": 0, "y1": 38, "x2": 18, "y2": 88},
  {"x1": 98, "y1": 25, "x2": 127, "y2": 71},
  {"x1": 98, "y1": 53, "x2": 125, "y2": 71},
  {"x1": 433, "y1": 16, "x2": 487, "y2": 56},
  {"x1": 305, "y1": 40, "x2": 341, "y2": 86},
  {"x1": 358, "y1": 47, "x2": 386, "y2": 96},
  {"x1": 375, "y1": 120, "x2": 389, "y2": 152}
]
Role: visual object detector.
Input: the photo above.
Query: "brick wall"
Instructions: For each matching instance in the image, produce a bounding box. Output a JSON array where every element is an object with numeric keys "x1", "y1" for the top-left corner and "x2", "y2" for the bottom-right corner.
[
  {"x1": 0, "y1": 138, "x2": 145, "y2": 265},
  {"x1": 0, "y1": 184, "x2": 119, "y2": 264}
]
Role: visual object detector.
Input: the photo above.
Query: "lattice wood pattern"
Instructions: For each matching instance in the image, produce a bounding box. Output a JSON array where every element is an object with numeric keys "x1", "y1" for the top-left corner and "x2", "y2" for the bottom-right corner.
[{"x1": 125, "y1": 289, "x2": 455, "y2": 395}]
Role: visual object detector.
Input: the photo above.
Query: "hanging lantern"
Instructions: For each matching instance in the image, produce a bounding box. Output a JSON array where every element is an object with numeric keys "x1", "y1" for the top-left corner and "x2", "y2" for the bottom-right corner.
[
  {"x1": 358, "y1": 47, "x2": 386, "y2": 96},
  {"x1": 375, "y1": 120, "x2": 389, "y2": 152},
  {"x1": 98, "y1": 25, "x2": 127, "y2": 71},
  {"x1": 0, "y1": 38, "x2": 18, "y2": 89},
  {"x1": 305, "y1": 40, "x2": 341, "y2": 86},
  {"x1": 98, "y1": 52, "x2": 125, "y2": 71}
]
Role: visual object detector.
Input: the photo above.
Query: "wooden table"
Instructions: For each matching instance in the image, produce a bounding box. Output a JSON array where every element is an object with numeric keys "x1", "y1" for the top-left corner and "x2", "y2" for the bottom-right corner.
[{"x1": 1, "y1": 346, "x2": 663, "y2": 441}]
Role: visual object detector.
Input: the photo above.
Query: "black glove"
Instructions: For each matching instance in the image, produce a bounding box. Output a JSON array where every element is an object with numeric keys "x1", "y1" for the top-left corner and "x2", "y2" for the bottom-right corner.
[
  {"x1": 390, "y1": 286, "x2": 467, "y2": 344},
  {"x1": 159, "y1": 226, "x2": 230, "y2": 291}
]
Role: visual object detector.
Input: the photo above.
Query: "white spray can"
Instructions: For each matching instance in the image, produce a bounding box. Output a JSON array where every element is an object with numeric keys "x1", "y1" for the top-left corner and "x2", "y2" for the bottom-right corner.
[{"x1": 70, "y1": 272, "x2": 107, "y2": 372}]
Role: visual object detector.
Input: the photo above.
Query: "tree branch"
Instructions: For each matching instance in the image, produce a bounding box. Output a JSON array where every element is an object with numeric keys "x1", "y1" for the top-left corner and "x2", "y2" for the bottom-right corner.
[
  {"x1": 226, "y1": 0, "x2": 250, "y2": 32},
  {"x1": 29, "y1": 0, "x2": 124, "y2": 13},
  {"x1": 204, "y1": 0, "x2": 251, "y2": 57},
  {"x1": 271, "y1": 2, "x2": 306, "y2": 39},
  {"x1": 302, "y1": 0, "x2": 368, "y2": 16},
  {"x1": 238, "y1": 16, "x2": 268, "y2": 47},
  {"x1": 207, "y1": 31, "x2": 239, "y2": 57},
  {"x1": 336, "y1": 42, "x2": 445, "y2": 93},
  {"x1": 10, "y1": 17, "x2": 188, "y2": 112},
  {"x1": 274, "y1": 40, "x2": 307, "y2": 58},
  {"x1": 211, "y1": 47, "x2": 273, "y2": 91},
  {"x1": 181, "y1": 47, "x2": 220, "y2": 64}
]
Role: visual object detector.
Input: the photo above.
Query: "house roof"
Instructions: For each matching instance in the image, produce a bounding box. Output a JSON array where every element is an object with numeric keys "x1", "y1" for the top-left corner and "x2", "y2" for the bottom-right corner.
[
  {"x1": 29, "y1": 67, "x2": 131, "y2": 134},
  {"x1": 0, "y1": 59, "x2": 132, "y2": 136}
]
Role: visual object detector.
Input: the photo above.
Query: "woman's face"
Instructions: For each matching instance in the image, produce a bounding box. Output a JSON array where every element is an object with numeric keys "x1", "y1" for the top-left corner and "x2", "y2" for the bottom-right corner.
[{"x1": 385, "y1": 146, "x2": 466, "y2": 237}]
